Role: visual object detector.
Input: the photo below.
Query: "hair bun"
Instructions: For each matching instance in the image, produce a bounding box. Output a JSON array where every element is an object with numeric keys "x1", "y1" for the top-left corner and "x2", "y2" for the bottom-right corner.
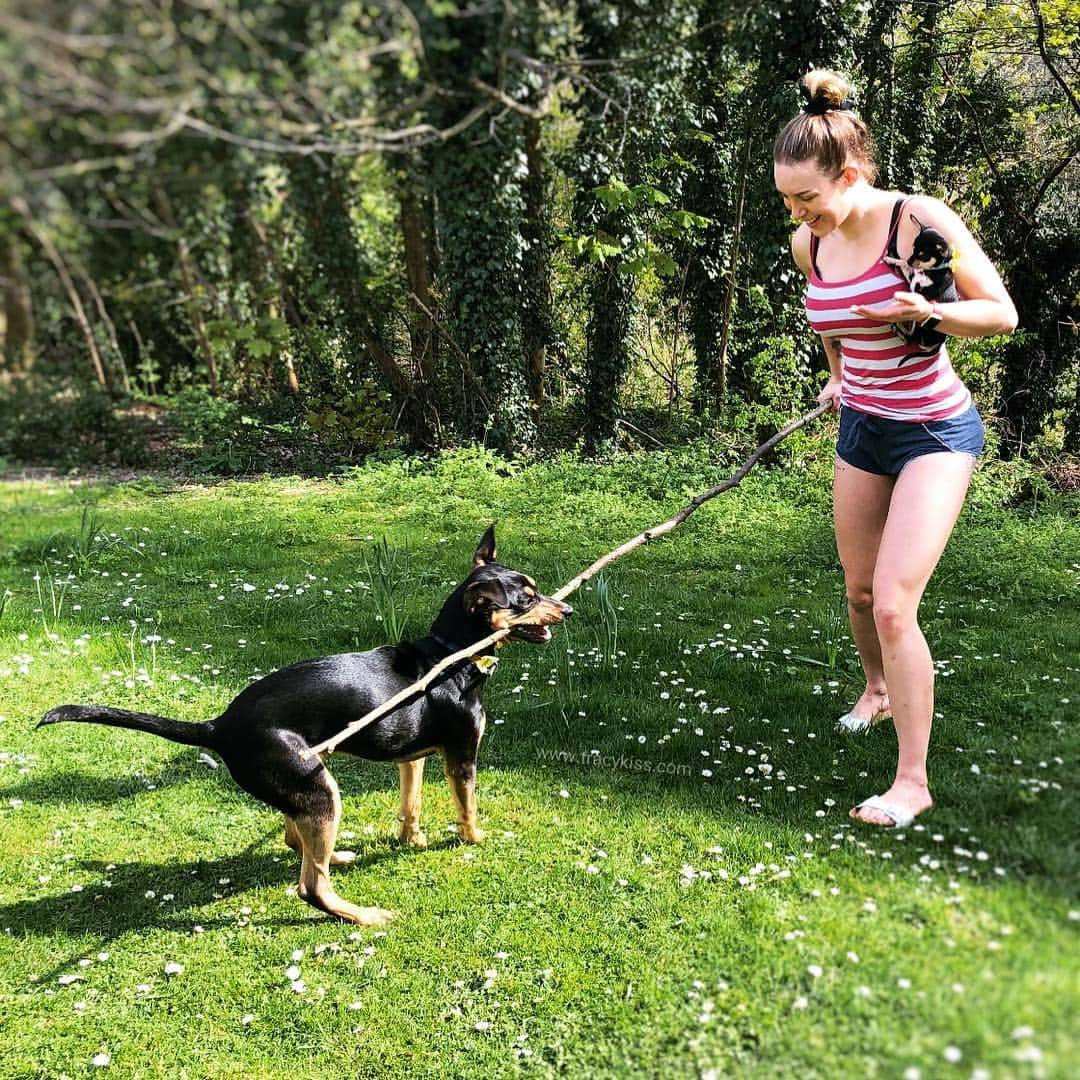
[{"x1": 799, "y1": 70, "x2": 854, "y2": 115}]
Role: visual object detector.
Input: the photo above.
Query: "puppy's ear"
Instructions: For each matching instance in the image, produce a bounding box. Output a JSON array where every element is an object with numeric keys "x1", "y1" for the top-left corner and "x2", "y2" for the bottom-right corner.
[
  {"x1": 909, "y1": 213, "x2": 925, "y2": 231},
  {"x1": 473, "y1": 525, "x2": 497, "y2": 568}
]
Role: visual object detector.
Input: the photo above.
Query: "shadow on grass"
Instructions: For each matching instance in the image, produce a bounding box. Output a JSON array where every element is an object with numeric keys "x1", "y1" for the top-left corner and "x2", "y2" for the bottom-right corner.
[
  {"x1": 0, "y1": 762, "x2": 215, "y2": 807},
  {"x1": 14, "y1": 705, "x2": 1079, "y2": 900},
  {"x1": 1, "y1": 747, "x2": 406, "y2": 809},
  {"x1": 3, "y1": 825, "x2": 445, "y2": 985}
]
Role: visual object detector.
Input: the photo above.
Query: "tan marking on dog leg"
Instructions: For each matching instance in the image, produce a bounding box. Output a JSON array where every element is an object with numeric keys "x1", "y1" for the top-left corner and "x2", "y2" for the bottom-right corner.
[
  {"x1": 444, "y1": 756, "x2": 484, "y2": 844},
  {"x1": 284, "y1": 815, "x2": 302, "y2": 853},
  {"x1": 397, "y1": 758, "x2": 428, "y2": 848},
  {"x1": 293, "y1": 776, "x2": 393, "y2": 926}
]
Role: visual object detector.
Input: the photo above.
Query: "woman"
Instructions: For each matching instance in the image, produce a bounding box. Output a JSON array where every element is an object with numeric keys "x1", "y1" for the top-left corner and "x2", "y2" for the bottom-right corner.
[{"x1": 774, "y1": 70, "x2": 1017, "y2": 828}]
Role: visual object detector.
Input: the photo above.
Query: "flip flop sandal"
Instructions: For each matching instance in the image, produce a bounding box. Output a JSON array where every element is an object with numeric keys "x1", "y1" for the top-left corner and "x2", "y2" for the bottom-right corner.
[
  {"x1": 836, "y1": 708, "x2": 891, "y2": 734},
  {"x1": 849, "y1": 794, "x2": 915, "y2": 828}
]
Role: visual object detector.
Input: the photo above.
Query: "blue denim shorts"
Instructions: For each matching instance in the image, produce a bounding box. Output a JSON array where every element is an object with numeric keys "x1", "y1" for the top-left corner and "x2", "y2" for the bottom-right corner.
[{"x1": 836, "y1": 404, "x2": 985, "y2": 476}]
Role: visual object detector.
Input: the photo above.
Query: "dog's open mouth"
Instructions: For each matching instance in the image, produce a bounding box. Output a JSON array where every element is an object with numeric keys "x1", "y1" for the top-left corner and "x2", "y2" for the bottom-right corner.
[
  {"x1": 508, "y1": 623, "x2": 552, "y2": 644},
  {"x1": 489, "y1": 596, "x2": 571, "y2": 644}
]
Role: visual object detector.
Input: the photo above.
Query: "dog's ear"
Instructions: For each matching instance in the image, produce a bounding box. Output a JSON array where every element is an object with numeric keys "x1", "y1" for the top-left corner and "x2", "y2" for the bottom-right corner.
[
  {"x1": 463, "y1": 579, "x2": 501, "y2": 617},
  {"x1": 909, "y1": 213, "x2": 925, "y2": 231},
  {"x1": 473, "y1": 525, "x2": 497, "y2": 568}
]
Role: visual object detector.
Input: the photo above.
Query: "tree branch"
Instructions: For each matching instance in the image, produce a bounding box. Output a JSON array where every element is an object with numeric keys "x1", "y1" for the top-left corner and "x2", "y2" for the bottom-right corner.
[
  {"x1": 1028, "y1": 0, "x2": 1080, "y2": 119},
  {"x1": 301, "y1": 402, "x2": 830, "y2": 759}
]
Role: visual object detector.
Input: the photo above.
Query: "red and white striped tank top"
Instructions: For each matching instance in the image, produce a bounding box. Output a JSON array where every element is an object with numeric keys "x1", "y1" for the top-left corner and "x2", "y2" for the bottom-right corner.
[{"x1": 804, "y1": 198, "x2": 971, "y2": 422}]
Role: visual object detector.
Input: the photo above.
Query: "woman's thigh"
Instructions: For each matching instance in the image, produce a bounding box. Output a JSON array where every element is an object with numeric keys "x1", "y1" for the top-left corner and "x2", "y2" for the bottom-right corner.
[
  {"x1": 833, "y1": 456, "x2": 894, "y2": 593},
  {"x1": 874, "y1": 452, "x2": 975, "y2": 607}
]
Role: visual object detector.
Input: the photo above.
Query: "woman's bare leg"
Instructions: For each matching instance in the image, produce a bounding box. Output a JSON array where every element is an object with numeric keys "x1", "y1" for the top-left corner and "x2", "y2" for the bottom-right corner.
[
  {"x1": 850, "y1": 452, "x2": 976, "y2": 825},
  {"x1": 833, "y1": 457, "x2": 894, "y2": 721}
]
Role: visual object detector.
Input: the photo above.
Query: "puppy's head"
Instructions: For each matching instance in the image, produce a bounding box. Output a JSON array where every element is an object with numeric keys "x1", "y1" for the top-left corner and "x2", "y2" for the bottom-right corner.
[{"x1": 908, "y1": 214, "x2": 951, "y2": 268}]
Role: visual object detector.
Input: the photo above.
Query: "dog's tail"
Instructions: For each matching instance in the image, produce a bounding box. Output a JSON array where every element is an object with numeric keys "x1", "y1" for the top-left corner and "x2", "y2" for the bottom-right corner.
[{"x1": 38, "y1": 704, "x2": 215, "y2": 748}]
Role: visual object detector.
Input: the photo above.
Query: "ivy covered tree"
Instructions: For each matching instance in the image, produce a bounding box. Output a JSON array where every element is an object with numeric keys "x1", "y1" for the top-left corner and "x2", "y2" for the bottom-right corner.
[
  {"x1": 564, "y1": 0, "x2": 705, "y2": 452},
  {"x1": 932, "y1": 0, "x2": 1079, "y2": 455},
  {"x1": 1, "y1": 0, "x2": 1076, "y2": 465}
]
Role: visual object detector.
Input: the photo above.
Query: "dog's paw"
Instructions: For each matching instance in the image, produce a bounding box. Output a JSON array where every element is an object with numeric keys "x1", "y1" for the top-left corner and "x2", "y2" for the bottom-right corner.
[
  {"x1": 354, "y1": 906, "x2": 396, "y2": 927},
  {"x1": 330, "y1": 849, "x2": 358, "y2": 865},
  {"x1": 459, "y1": 824, "x2": 485, "y2": 844},
  {"x1": 398, "y1": 828, "x2": 428, "y2": 849}
]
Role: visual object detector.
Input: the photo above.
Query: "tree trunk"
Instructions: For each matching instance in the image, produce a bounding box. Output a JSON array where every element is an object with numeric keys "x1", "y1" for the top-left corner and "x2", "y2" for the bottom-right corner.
[
  {"x1": 152, "y1": 186, "x2": 220, "y2": 395},
  {"x1": 399, "y1": 172, "x2": 439, "y2": 384},
  {"x1": 1, "y1": 232, "x2": 34, "y2": 370},
  {"x1": 287, "y1": 157, "x2": 413, "y2": 405},
  {"x1": 247, "y1": 215, "x2": 303, "y2": 395},
  {"x1": 713, "y1": 122, "x2": 751, "y2": 408},
  {"x1": 584, "y1": 264, "x2": 633, "y2": 454},
  {"x1": 521, "y1": 114, "x2": 553, "y2": 421},
  {"x1": 10, "y1": 197, "x2": 107, "y2": 387},
  {"x1": 74, "y1": 262, "x2": 130, "y2": 394}
]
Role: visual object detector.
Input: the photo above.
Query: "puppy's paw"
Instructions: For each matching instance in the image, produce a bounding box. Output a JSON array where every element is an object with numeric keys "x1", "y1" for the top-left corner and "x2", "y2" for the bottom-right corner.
[{"x1": 330, "y1": 849, "x2": 358, "y2": 865}]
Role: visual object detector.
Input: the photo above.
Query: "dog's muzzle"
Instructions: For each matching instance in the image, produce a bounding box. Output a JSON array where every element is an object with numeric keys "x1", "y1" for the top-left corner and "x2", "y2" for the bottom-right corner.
[{"x1": 497, "y1": 597, "x2": 572, "y2": 643}]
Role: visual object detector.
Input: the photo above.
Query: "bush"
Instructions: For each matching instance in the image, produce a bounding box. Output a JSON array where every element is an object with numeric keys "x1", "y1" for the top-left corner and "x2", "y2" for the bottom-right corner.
[
  {"x1": 168, "y1": 386, "x2": 314, "y2": 474},
  {"x1": 0, "y1": 378, "x2": 150, "y2": 468}
]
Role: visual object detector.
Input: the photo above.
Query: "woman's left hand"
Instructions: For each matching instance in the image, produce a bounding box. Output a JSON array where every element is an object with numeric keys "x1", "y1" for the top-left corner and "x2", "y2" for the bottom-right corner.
[{"x1": 850, "y1": 291, "x2": 933, "y2": 323}]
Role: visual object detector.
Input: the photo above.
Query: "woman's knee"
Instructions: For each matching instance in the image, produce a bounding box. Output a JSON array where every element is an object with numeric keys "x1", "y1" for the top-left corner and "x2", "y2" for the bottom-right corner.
[
  {"x1": 845, "y1": 583, "x2": 874, "y2": 615},
  {"x1": 872, "y1": 592, "x2": 918, "y2": 640}
]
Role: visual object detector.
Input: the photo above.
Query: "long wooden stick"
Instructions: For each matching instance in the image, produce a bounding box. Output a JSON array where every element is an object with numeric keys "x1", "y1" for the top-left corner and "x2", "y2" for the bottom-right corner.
[{"x1": 302, "y1": 402, "x2": 830, "y2": 759}]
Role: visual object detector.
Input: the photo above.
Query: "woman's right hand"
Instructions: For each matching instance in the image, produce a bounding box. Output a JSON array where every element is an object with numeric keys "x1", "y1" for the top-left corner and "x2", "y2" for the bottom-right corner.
[{"x1": 817, "y1": 378, "x2": 843, "y2": 411}]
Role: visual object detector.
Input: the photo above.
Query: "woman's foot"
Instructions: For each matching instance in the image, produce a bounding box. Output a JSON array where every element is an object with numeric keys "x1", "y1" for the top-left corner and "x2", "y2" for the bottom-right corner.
[
  {"x1": 836, "y1": 688, "x2": 891, "y2": 733},
  {"x1": 849, "y1": 779, "x2": 933, "y2": 827}
]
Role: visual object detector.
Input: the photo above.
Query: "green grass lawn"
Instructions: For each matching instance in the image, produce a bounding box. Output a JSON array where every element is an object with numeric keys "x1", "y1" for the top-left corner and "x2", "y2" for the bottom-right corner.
[{"x1": 1, "y1": 442, "x2": 1077, "y2": 1078}]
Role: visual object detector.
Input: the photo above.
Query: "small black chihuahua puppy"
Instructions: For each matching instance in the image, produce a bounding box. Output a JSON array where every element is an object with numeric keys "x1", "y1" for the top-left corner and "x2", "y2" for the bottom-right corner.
[{"x1": 885, "y1": 213, "x2": 958, "y2": 352}]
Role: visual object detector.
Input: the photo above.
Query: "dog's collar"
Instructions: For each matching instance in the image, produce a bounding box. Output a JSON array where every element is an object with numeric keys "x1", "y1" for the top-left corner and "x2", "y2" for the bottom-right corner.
[
  {"x1": 430, "y1": 632, "x2": 462, "y2": 654},
  {"x1": 428, "y1": 634, "x2": 499, "y2": 676}
]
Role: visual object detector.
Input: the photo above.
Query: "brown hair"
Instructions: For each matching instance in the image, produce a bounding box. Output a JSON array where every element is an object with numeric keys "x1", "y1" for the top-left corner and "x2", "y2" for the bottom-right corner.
[{"x1": 773, "y1": 69, "x2": 879, "y2": 183}]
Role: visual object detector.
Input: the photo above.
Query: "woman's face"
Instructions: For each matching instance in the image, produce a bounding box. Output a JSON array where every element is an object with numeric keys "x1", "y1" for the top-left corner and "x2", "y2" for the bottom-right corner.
[{"x1": 774, "y1": 159, "x2": 855, "y2": 236}]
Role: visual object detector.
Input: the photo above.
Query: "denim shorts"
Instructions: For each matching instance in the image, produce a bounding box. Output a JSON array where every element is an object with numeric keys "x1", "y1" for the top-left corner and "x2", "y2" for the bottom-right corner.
[{"x1": 836, "y1": 404, "x2": 985, "y2": 476}]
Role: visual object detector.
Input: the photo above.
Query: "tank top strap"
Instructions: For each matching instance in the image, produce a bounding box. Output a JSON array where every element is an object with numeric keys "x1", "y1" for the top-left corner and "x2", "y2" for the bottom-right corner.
[
  {"x1": 885, "y1": 196, "x2": 909, "y2": 261},
  {"x1": 809, "y1": 232, "x2": 822, "y2": 278}
]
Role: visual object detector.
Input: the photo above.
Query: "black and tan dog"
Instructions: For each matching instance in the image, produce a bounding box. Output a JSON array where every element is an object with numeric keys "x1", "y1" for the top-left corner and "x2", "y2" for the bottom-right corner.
[{"x1": 38, "y1": 527, "x2": 570, "y2": 925}]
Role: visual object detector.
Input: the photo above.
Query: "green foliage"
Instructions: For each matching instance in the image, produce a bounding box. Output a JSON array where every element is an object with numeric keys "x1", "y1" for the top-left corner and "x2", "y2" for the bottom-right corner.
[
  {"x1": 305, "y1": 383, "x2": 397, "y2": 456},
  {"x1": 566, "y1": 171, "x2": 712, "y2": 279},
  {"x1": 360, "y1": 536, "x2": 413, "y2": 642},
  {"x1": 723, "y1": 335, "x2": 817, "y2": 437},
  {"x1": 168, "y1": 388, "x2": 309, "y2": 474},
  {"x1": 205, "y1": 314, "x2": 290, "y2": 368},
  {"x1": 1, "y1": 0, "x2": 1076, "y2": 465},
  {"x1": 0, "y1": 379, "x2": 150, "y2": 468}
]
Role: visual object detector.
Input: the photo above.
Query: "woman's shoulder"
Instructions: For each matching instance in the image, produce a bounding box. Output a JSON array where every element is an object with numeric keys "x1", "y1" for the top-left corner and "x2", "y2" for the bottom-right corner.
[
  {"x1": 790, "y1": 224, "x2": 813, "y2": 277},
  {"x1": 898, "y1": 191, "x2": 952, "y2": 220}
]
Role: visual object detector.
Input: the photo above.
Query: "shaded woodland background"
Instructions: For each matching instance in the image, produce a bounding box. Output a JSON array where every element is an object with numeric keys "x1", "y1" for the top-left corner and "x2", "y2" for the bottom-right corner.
[{"x1": 0, "y1": 0, "x2": 1076, "y2": 471}]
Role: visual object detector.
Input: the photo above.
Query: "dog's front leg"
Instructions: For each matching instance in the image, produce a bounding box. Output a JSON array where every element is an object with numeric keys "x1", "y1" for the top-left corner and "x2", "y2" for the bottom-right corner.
[
  {"x1": 397, "y1": 758, "x2": 428, "y2": 848},
  {"x1": 444, "y1": 755, "x2": 484, "y2": 843}
]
